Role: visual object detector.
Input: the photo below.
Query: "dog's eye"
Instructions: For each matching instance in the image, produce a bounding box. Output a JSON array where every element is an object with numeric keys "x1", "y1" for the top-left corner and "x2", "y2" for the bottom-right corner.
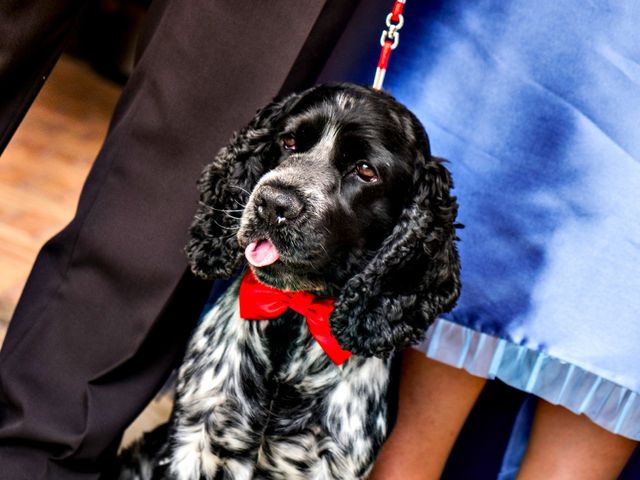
[
  {"x1": 356, "y1": 162, "x2": 379, "y2": 182},
  {"x1": 282, "y1": 135, "x2": 296, "y2": 151}
]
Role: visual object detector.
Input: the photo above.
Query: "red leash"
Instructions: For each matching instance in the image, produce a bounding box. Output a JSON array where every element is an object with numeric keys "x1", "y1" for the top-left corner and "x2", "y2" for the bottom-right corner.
[{"x1": 372, "y1": 0, "x2": 406, "y2": 90}]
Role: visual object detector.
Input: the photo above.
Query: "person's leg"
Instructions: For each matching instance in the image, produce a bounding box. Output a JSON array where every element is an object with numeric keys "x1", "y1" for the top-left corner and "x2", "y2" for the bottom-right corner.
[
  {"x1": 0, "y1": 0, "x2": 89, "y2": 153},
  {"x1": 369, "y1": 349, "x2": 486, "y2": 480},
  {"x1": 517, "y1": 400, "x2": 637, "y2": 480},
  {"x1": 0, "y1": 1, "x2": 358, "y2": 477}
]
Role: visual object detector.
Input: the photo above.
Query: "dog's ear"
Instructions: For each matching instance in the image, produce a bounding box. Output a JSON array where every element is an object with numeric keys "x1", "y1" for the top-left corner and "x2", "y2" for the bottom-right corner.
[
  {"x1": 330, "y1": 128, "x2": 461, "y2": 358},
  {"x1": 186, "y1": 92, "x2": 302, "y2": 279}
]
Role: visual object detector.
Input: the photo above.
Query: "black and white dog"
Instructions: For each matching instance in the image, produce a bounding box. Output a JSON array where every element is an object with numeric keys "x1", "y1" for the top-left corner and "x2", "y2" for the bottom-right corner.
[{"x1": 116, "y1": 84, "x2": 460, "y2": 479}]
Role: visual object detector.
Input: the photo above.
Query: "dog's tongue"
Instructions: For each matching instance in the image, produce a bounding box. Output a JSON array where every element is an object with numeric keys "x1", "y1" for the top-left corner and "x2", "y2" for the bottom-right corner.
[{"x1": 245, "y1": 239, "x2": 281, "y2": 267}]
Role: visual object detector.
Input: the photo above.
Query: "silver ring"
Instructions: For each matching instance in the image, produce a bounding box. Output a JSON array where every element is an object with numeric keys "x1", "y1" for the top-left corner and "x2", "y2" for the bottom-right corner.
[{"x1": 385, "y1": 13, "x2": 404, "y2": 30}]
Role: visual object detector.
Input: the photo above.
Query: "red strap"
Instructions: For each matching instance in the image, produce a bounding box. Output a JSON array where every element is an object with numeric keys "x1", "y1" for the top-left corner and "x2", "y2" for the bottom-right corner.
[
  {"x1": 391, "y1": 0, "x2": 405, "y2": 22},
  {"x1": 377, "y1": 41, "x2": 393, "y2": 70}
]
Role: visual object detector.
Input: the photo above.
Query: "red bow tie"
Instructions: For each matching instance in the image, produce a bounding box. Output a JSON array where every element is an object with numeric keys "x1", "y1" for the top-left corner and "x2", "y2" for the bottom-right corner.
[{"x1": 239, "y1": 270, "x2": 351, "y2": 365}]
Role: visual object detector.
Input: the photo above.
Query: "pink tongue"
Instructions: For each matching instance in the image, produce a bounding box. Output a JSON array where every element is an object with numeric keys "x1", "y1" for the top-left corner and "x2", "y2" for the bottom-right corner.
[{"x1": 245, "y1": 239, "x2": 281, "y2": 267}]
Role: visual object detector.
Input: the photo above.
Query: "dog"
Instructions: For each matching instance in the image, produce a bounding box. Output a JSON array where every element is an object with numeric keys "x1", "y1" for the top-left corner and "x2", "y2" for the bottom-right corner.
[{"x1": 115, "y1": 84, "x2": 460, "y2": 479}]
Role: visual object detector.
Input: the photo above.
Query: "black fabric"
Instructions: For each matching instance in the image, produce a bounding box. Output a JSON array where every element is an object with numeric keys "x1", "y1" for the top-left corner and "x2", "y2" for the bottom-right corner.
[
  {"x1": 0, "y1": 1, "x2": 363, "y2": 477},
  {"x1": 0, "y1": 0, "x2": 88, "y2": 154}
]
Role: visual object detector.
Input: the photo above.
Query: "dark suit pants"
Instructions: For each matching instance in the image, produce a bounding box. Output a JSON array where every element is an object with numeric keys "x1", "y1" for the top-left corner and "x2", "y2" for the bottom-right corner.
[{"x1": 0, "y1": 0, "x2": 366, "y2": 477}]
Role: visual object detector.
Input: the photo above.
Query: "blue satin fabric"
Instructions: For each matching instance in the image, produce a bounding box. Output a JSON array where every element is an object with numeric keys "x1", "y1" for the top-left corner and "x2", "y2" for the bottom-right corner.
[
  {"x1": 390, "y1": 0, "x2": 640, "y2": 381},
  {"x1": 314, "y1": 0, "x2": 640, "y2": 476},
  {"x1": 374, "y1": 0, "x2": 640, "y2": 475},
  {"x1": 381, "y1": 0, "x2": 640, "y2": 434}
]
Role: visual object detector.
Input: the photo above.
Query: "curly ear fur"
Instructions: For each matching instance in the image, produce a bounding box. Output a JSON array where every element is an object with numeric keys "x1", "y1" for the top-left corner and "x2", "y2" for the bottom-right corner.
[
  {"x1": 186, "y1": 93, "x2": 301, "y2": 279},
  {"x1": 330, "y1": 121, "x2": 461, "y2": 358}
]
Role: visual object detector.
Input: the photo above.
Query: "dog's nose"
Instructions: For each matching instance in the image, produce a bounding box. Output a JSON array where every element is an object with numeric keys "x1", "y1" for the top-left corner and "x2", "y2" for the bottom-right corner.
[{"x1": 255, "y1": 185, "x2": 304, "y2": 226}]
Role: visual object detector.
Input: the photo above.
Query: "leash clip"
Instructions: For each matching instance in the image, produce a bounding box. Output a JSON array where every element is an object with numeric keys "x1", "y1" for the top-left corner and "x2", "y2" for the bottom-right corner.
[
  {"x1": 373, "y1": 1, "x2": 407, "y2": 90},
  {"x1": 380, "y1": 13, "x2": 404, "y2": 50}
]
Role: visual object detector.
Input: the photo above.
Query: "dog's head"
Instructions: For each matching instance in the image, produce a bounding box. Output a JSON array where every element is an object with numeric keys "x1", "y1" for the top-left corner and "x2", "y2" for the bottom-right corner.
[{"x1": 187, "y1": 84, "x2": 460, "y2": 357}]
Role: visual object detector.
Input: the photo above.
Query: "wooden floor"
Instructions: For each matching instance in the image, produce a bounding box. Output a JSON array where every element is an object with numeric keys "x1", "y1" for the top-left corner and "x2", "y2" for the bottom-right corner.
[{"x1": 0, "y1": 55, "x2": 171, "y2": 448}]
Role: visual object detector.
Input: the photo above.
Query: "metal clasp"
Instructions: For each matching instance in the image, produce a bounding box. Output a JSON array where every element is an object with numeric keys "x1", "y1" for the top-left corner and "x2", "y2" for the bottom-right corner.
[{"x1": 380, "y1": 13, "x2": 404, "y2": 50}]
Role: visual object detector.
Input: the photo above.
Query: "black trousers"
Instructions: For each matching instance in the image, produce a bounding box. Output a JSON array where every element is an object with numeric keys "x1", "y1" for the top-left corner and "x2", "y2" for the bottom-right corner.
[{"x1": 0, "y1": 0, "x2": 378, "y2": 477}]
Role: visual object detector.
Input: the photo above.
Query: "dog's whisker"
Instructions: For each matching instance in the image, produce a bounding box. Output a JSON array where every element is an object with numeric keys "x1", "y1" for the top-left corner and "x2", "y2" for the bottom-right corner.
[
  {"x1": 233, "y1": 198, "x2": 247, "y2": 209},
  {"x1": 198, "y1": 202, "x2": 244, "y2": 214},
  {"x1": 220, "y1": 232, "x2": 239, "y2": 241},
  {"x1": 230, "y1": 185, "x2": 252, "y2": 196},
  {"x1": 215, "y1": 207, "x2": 245, "y2": 213},
  {"x1": 213, "y1": 220, "x2": 239, "y2": 231}
]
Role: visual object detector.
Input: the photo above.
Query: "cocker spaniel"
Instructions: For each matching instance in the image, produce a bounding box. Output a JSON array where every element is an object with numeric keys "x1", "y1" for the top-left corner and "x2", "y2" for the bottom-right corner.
[{"x1": 116, "y1": 84, "x2": 460, "y2": 480}]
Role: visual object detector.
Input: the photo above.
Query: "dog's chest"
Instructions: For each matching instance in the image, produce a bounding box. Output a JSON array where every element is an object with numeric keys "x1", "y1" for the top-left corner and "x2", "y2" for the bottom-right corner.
[
  {"x1": 176, "y1": 283, "x2": 353, "y2": 428},
  {"x1": 169, "y1": 284, "x2": 390, "y2": 479},
  {"x1": 261, "y1": 310, "x2": 310, "y2": 375}
]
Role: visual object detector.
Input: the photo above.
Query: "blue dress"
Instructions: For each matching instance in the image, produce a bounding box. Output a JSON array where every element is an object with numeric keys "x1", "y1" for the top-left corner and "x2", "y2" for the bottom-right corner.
[{"x1": 316, "y1": 0, "x2": 640, "y2": 477}]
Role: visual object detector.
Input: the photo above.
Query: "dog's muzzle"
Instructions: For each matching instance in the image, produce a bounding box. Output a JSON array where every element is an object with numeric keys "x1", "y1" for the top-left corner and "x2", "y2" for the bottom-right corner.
[{"x1": 254, "y1": 184, "x2": 304, "y2": 227}]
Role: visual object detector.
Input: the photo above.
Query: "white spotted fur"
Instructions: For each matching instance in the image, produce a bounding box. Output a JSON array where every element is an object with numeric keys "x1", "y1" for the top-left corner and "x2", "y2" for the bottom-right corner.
[{"x1": 153, "y1": 278, "x2": 390, "y2": 480}]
